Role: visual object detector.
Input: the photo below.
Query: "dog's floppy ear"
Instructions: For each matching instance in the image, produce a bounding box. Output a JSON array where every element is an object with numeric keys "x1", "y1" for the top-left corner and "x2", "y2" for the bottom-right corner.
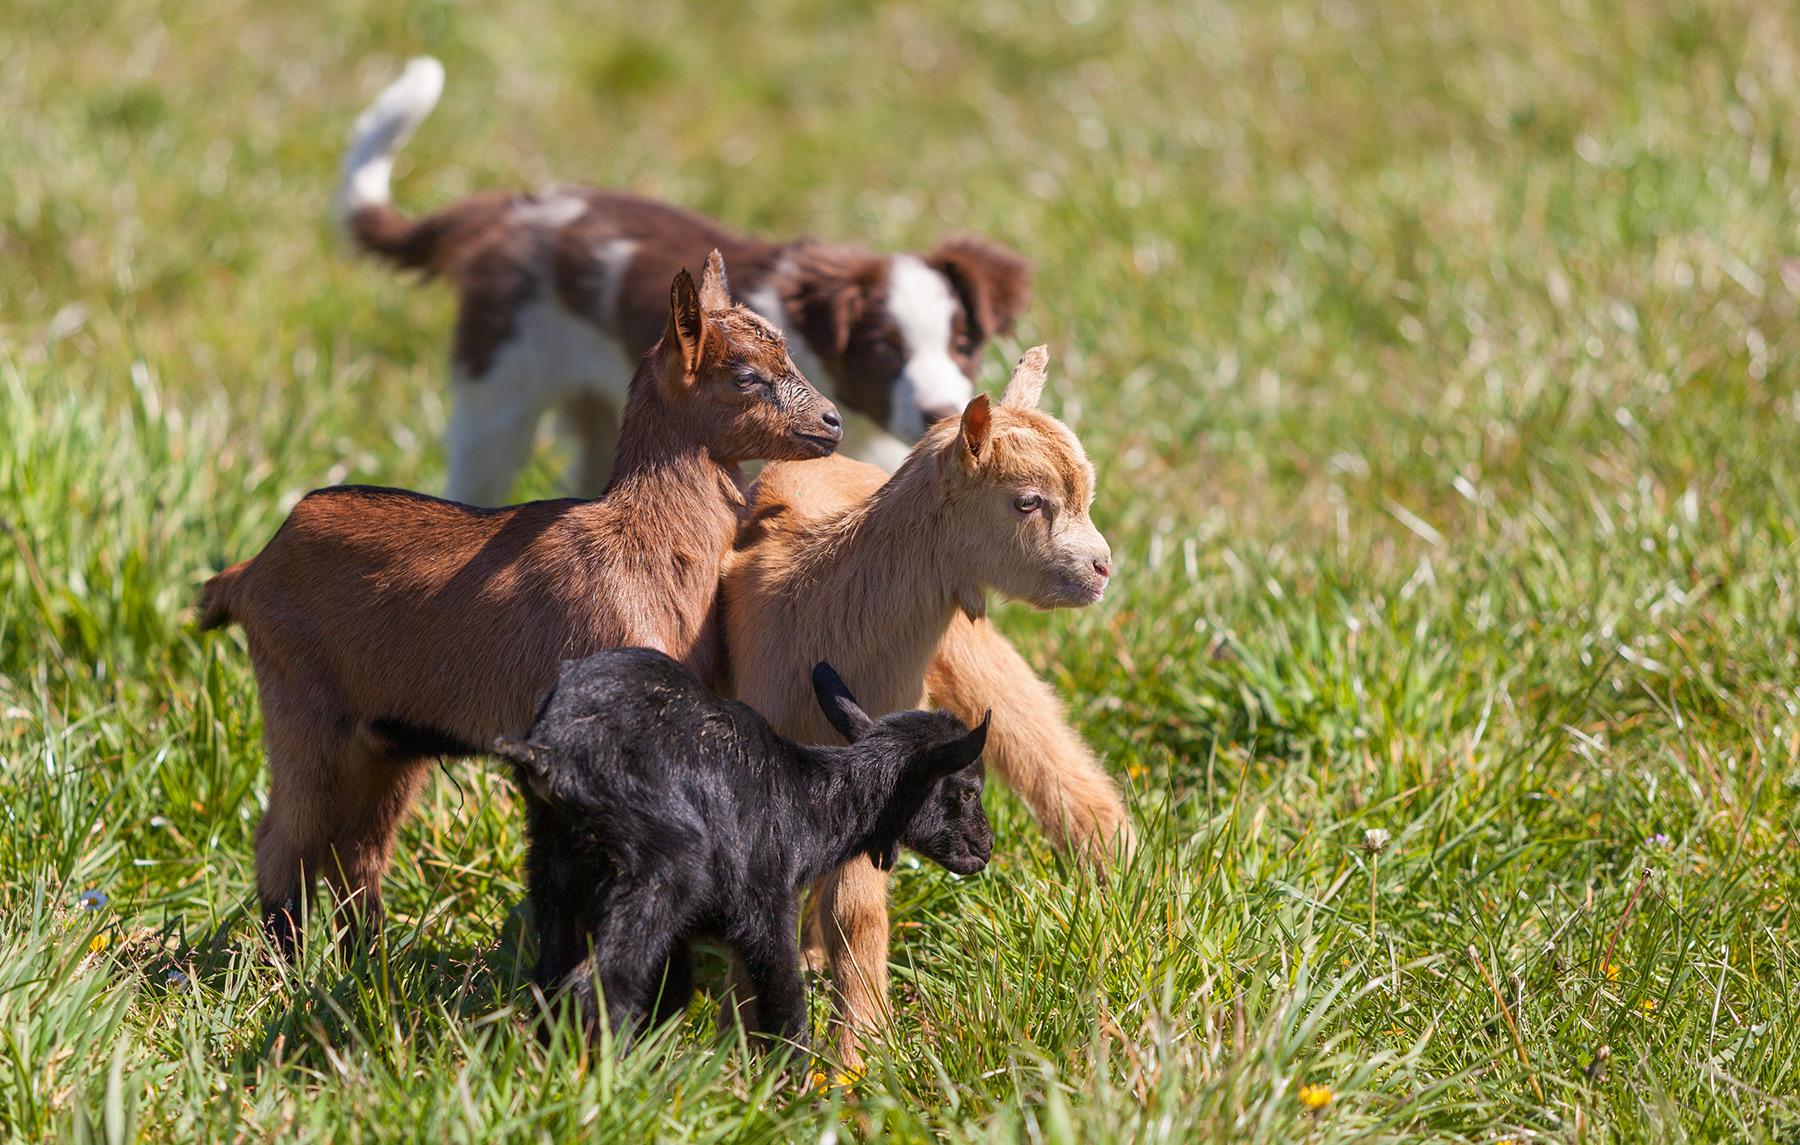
[
  {"x1": 665, "y1": 267, "x2": 707, "y2": 378},
  {"x1": 812, "y1": 661, "x2": 876, "y2": 743},
  {"x1": 790, "y1": 254, "x2": 879, "y2": 357},
  {"x1": 1000, "y1": 345, "x2": 1049, "y2": 410},
  {"x1": 927, "y1": 236, "x2": 1032, "y2": 345},
  {"x1": 699, "y1": 248, "x2": 733, "y2": 311}
]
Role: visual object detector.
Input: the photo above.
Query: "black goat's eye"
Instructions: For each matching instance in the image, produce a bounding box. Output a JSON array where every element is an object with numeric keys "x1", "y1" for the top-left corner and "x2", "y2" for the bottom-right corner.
[{"x1": 1014, "y1": 493, "x2": 1042, "y2": 514}]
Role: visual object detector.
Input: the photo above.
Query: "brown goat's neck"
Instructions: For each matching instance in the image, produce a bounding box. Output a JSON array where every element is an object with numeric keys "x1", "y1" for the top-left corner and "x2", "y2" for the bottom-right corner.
[
  {"x1": 797, "y1": 449, "x2": 967, "y2": 706},
  {"x1": 606, "y1": 372, "x2": 739, "y2": 492},
  {"x1": 590, "y1": 371, "x2": 746, "y2": 676}
]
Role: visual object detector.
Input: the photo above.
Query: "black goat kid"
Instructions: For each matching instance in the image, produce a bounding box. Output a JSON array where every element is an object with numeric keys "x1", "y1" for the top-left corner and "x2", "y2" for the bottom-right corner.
[{"x1": 493, "y1": 647, "x2": 993, "y2": 1050}]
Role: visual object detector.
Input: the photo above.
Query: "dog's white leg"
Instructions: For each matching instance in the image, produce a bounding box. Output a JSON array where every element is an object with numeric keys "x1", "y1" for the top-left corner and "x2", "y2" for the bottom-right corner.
[{"x1": 444, "y1": 375, "x2": 546, "y2": 507}]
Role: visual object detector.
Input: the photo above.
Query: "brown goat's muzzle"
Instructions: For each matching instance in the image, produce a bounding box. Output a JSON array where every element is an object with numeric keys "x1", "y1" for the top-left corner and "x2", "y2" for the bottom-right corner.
[{"x1": 789, "y1": 401, "x2": 844, "y2": 457}]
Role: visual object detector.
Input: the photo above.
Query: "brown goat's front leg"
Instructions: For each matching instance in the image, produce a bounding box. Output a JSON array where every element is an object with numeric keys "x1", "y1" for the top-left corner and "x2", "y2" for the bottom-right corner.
[
  {"x1": 814, "y1": 856, "x2": 891, "y2": 1070},
  {"x1": 928, "y1": 614, "x2": 1136, "y2": 864}
]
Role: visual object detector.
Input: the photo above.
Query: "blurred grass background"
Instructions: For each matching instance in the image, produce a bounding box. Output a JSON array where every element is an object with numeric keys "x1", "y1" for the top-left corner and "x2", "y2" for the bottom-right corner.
[{"x1": 4, "y1": 0, "x2": 1800, "y2": 1140}]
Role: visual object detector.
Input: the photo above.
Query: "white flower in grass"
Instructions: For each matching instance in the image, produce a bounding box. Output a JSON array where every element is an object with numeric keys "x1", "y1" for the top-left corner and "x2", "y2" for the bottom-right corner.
[{"x1": 1362, "y1": 828, "x2": 1391, "y2": 855}]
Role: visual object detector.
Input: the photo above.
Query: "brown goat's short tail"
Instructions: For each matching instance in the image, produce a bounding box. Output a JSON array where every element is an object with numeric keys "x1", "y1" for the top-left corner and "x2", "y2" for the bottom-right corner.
[{"x1": 197, "y1": 561, "x2": 248, "y2": 631}]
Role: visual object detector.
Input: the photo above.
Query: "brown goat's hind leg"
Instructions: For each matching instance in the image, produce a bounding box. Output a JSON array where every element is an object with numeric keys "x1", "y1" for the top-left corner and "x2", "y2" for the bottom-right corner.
[
  {"x1": 255, "y1": 743, "x2": 340, "y2": 956},
  {"x1": 815, "y1": 857, "x2": 891, "y2": 1071},
  {"x1": 320, "y1": 756, "x2": 429, "y2": 949}
]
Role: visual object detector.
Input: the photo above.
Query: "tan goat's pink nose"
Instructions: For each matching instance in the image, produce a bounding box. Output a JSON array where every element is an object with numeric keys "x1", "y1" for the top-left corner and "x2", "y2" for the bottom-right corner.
[{"x1": 1093, "y1": 557, "x2": 1112, "y2": 580}]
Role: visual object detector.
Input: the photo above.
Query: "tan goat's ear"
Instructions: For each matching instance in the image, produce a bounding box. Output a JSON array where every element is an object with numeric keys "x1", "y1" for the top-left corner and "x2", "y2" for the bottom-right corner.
[
  {"x1": 698, "y1": 248, "x2": 732, "y2": 311},
  {"x1": 958, "y1": 393, "x2": 993, "y2": 467},
  {"x1": 1000, "y1": 344, "x2": 1048, "y2": 409},
  {"x1": 667, "y1": 267, "x2": 706, "y2": 376}
]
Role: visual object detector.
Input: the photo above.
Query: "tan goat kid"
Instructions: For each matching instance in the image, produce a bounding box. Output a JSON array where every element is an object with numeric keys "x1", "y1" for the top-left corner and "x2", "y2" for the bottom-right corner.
[
  {"x1": 723, "y1": 346, "x2": 1120, "y2": 1065},
  {"x1": 199, "y1": 253, "x2": 842, "y2": 950}
]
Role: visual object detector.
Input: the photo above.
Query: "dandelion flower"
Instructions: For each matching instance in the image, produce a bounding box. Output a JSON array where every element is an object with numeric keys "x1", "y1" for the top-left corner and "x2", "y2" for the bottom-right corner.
[
  {"x1": 1639, "y1": 998, "x2": 1659, "y2": 1015},
  {"x1": 78, "y1": 889, "x2": 108, "y2": 911},
  {"x1": 88, "y1": 932, "x2": 111, "y2": 954},
  {"x1": 1601, "y1": 960, "x2": 1620, "y2": 982},
  {"x1": 1298, "y1": 1083, "x2": 1333, "y2": 1111}
]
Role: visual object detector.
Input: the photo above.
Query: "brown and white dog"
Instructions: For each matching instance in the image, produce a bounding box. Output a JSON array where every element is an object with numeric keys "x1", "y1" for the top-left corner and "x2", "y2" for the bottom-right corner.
[{"x1": 337, "y1": 58, "x2": 1032, "y2": 504}]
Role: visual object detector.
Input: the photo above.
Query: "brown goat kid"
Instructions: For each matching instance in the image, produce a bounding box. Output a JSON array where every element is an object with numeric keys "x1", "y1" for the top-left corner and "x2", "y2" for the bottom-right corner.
[
  {"x1": 198, "y1": 252, "x2": 842, "y2": 950},
  {"x1": 722, "y1": 346, "x2": 1123, "y2": 1065}
]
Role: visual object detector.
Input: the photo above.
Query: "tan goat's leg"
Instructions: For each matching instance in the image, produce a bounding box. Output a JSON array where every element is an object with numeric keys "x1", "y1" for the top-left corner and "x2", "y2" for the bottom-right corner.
[
  {"x1": 928, "y1": 614, "x2": 1136, "y2": 864},
  {"x1": 815, "y1": 856, "x2": 892, "y2": 1070}
]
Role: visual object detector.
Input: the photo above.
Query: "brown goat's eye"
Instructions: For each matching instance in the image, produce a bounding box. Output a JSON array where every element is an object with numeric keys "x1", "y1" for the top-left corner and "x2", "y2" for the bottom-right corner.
[
  {"x1": 1014, "y1": 493, "x2": 1042, "y2": 514},
  {"x1": 734, "y1": 373, "x2": 762, "y2": 391}
]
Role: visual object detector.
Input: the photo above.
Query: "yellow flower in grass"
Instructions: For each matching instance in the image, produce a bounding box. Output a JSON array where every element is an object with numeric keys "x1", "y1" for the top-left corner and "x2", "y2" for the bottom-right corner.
[
  {"x1": 1639, "y1": 997, "x2": 1659, "y2": 1015},
  {"x1": 1297, "y1": 1083, "x2": 1333, "y2": 1112},
  {"x1": 88, "y1": 932, "x2": 111, "y2": 954},
  {"x1": 808, "y1": 1067, "x2": 863, "y2": 1093},
  {"x1": 1601, "y1": 960, "x2": 1620, "y2": 982}
]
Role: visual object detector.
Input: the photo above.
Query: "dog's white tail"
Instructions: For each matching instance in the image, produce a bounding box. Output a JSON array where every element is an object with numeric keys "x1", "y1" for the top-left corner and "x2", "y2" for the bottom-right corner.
[{"x1": 334, "y1": 57, "x2": 445, "y2": 227}]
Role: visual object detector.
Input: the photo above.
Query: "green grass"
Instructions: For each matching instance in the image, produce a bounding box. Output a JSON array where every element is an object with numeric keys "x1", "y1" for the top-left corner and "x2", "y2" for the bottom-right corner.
[{"x1": 4, "y1": 0, "x2": 1800, "y2": 1139}]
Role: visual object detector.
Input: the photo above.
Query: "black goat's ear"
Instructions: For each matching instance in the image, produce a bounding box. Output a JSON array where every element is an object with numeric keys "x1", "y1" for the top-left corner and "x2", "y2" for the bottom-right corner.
[
  {"x1": 812, "y1": 661, "x2": 875, "y2": 743},
  {"x1": 493, "y1": 736, "x2": 564, "y2": 806},
  {"x1": 868, "y1": 841, "x2": 900, "y2": 871},
  {"x1": 491, "y1": 736, "x2": 543, "y2": 768},
  {"x1": 917, "y1": 709, "x2": 991, "y2": 781}
]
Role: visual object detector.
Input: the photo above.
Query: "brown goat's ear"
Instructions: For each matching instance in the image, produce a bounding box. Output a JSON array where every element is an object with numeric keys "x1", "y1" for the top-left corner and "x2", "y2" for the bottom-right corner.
[
  {"x1": 698, "y1": 248, "x2": 732, "y2": 311},
  {"x1": 1000, "y1": 344, "x2": 1049, "y2": 409},
  {"x1": 958, "y1": 394, "x2": 992, "y2": 467},
  {"x1": 667, "y1": 267, "x2": 706, "y2": 376},
  {"x1": 928, "y1": 236, "x2": 1032, "y2": 344}
]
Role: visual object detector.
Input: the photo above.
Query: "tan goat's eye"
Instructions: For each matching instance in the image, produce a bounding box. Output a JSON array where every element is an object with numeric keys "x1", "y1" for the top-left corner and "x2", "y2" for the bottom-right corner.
[{"x1": 1014, "y1": 493, "x2": 1042, "y2": 514}]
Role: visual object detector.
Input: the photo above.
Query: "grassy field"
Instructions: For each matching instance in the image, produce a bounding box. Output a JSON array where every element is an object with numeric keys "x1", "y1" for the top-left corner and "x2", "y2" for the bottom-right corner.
[{"x1": 5, "y1": 0, "x2": 1800, "y2": 1139}]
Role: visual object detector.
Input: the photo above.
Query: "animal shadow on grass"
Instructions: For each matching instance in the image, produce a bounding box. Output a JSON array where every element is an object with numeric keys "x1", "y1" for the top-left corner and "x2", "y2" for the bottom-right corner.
[
  {"x1": 146, "y1": 897, "x2": 734, "y2": 1076},
  {"x1": 133, "y1": 899, "x2": 540, "y2": 1073}
]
